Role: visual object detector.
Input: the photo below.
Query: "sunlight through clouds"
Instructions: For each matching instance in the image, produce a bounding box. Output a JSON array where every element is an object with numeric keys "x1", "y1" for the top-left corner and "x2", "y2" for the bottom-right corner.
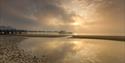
[{"x1": 1, "y1": 0, "x2": 125, "y2": 35}]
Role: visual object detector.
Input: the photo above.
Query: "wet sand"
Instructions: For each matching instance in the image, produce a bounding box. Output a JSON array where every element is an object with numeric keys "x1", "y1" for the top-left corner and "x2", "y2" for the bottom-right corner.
[
  {"x1": 1, "y1": 34, "x2": 125, "y2": 41},
  {"x1": 0, "y1": 36, "x2": 47, "y2": 63}
]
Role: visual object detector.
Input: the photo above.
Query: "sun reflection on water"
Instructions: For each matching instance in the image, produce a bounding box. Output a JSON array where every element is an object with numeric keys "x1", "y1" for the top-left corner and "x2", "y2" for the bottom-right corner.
[
  {"x1": 19, "y1": 38, "x2": 125, "y2": 63},
  {"x1": 63, "y1": 40, "x2": 101, "y2": 63}
]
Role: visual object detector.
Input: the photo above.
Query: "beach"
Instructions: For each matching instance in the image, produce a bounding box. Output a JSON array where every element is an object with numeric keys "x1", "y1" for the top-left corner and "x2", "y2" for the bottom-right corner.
[
  {"x1": 0, "y1": 36, "x2": 47, "y2": 63},
  {"x1": 0, "y1": 36, "x2": 125, "y2": 63}
]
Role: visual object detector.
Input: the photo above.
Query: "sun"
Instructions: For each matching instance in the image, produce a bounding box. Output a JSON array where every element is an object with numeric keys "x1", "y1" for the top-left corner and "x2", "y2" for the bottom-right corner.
[{"x1": 71, "y1": 16, "x2": 85, "y2": 26}]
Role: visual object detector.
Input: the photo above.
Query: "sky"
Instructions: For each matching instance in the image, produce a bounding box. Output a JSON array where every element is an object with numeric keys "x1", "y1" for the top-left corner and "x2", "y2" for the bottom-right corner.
[{"x1": 0, "y1": 0, "x2": 125, "y2": 35}]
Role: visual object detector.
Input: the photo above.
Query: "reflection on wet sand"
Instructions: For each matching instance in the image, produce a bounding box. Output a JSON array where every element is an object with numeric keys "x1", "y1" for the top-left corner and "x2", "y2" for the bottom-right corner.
[
  {"x1": 0, "y1": 36, "x2": 125, "y2": 63},
  {"x1": 20, "y1": 38, "x2": 125, "y2": 63}
]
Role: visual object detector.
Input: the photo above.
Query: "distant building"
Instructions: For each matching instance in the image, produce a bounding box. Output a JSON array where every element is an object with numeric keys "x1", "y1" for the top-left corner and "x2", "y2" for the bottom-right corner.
[{"x1": 58, "y1": 30, "x2": 73, "y2": 35}]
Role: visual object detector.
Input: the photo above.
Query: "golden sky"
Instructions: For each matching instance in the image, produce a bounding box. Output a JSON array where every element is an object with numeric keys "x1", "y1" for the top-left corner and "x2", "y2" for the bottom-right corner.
[{"x1": 0, "y1": 0, "x2": 125, "y2": 35}]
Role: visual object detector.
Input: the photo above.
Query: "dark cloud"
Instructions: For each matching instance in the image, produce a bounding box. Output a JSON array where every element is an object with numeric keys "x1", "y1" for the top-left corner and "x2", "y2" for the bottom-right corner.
[{"x1": 0, "y1": 0, "x2": 75, "y2": 30}]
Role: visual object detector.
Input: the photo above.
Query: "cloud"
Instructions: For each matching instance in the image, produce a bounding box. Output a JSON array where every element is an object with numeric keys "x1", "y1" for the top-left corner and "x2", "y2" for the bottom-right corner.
[
  {"x1": 0, "y1": 0, "x2": 76, "y2": 30},
  {"x1": 0, "y1": 0, "x2": 125, "y2": 34}
]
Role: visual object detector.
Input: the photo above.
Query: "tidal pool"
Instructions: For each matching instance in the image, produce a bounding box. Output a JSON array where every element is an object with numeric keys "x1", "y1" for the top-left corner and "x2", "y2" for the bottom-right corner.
[{"x1": 19, "y1": 37, "x2": 125, "y2": 63}]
